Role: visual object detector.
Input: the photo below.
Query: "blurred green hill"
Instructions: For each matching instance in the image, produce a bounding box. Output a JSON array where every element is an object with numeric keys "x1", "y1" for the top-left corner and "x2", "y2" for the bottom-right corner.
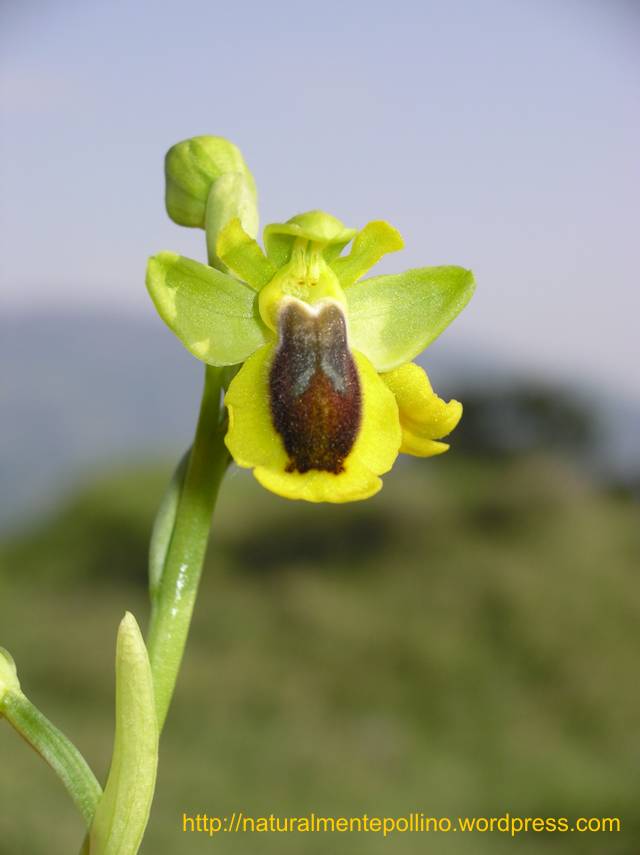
[
  {"x1": 1, "y1": 450, "x2": 638, "y2": 854},
  {"x1": 2, "y1": 311, "x2": 639, "y2": 531}
]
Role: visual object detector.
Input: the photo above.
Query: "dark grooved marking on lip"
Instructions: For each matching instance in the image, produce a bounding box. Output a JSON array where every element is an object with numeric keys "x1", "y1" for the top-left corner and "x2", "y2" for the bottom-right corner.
[{"x1": 269, "y1": 301, "x2": 361, "y2": 474}]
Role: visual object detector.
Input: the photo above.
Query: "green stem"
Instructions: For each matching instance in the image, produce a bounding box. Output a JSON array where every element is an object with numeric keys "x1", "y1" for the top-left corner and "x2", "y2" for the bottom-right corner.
[
  {"x1": 1, "y1": 690, "x2": 102, "y2": 826},
  {"x1": 146, "y1": 364, "x2": 229, "y2": 729}
]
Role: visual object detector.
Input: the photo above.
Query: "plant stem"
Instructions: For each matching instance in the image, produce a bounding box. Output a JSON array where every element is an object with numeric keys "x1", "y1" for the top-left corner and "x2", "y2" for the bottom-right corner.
[
  {"x1": 1, "y1": 690, "x2": 102, "y2": 826},
  {"x1": 146, "y1": 364, "x2": 229, "y2": 729}
]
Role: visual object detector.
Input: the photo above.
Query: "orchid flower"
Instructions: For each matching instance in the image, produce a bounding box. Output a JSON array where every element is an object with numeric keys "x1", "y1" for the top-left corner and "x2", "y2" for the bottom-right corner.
[{"x1": 147, "y1": 136, "x2": 475, "y2": 502}]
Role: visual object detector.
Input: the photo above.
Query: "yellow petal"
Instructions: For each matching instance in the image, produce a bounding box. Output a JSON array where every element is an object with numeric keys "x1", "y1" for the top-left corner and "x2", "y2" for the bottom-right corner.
[
  {"x1": 224, "y1": 346, "x2": 401, "y2": 502},
  {"x1": 381, "y1": 362, "x2": 462, "y2": 458},
  {"x1": 399, "y1": 435, "x2": 451, "y2": 457}
]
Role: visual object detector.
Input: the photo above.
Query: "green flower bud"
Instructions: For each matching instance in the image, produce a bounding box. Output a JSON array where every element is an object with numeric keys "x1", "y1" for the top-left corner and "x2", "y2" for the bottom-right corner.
[{"x1": 164, "y1": 135, "x2": 257, "y2": 229}]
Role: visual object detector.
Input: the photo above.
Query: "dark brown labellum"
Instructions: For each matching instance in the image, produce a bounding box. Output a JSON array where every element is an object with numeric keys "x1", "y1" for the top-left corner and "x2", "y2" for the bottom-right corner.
[{"x1": 269, "y1": 300, "x2": 362, "y2": 474}]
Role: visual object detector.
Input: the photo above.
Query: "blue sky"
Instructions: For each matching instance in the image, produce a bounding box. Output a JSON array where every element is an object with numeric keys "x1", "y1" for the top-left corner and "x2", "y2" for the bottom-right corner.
[{"x1": 1, "y1": 0, "x2": 639, "y2": 397}]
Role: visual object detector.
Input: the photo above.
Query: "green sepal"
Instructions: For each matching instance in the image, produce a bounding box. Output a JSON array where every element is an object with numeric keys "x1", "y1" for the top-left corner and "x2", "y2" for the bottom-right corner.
[
  {"x1": 216, "y1": 218, "x2": 277, "y2": 290},
  {"x1": 345, "y1": 266, "x2": 475, "y2": 371},
  {"x1": 165, "y1": 136, "x2": 256, "y2": 229},
  {"x1": 264, "y1": 211, "x2": 356, "y2": 268},
  {"x1": 331, "y1": 221, "x2": 404, "y2": 287},
  {"x1": 146, "y1": 251, "x2": 272, "y2": 366},
  {"x1": 89, "y1": 613, "x2": 158, "y2": 855}
]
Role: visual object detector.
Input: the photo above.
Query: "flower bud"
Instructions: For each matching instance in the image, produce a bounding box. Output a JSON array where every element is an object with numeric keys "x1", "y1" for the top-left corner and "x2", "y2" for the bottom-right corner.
[{"x1": 164, "y1": 135, "x2": 257, "y2": 229}]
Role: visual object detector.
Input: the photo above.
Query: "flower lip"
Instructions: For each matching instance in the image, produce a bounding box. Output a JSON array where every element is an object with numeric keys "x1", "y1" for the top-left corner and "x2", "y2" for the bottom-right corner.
[{"x1": 269, "y1": 299, "x2": 361, "y2": 475}]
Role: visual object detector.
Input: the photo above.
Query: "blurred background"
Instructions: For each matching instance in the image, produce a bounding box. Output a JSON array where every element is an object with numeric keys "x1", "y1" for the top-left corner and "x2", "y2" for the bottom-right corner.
[{"x1": 1, "y1": 1, "x2": 639, "y2": 853}]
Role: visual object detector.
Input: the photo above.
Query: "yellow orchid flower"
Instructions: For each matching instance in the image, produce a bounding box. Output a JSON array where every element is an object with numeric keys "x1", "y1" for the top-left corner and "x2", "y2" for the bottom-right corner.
[{"x1": 147, "y1": 137, "x2": 474, "y2": 503}]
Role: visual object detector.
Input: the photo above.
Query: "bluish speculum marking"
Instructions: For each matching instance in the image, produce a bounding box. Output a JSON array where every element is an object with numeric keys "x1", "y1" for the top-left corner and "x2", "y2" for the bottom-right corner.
[{"x1": 269, "y1": 300, "x2": 362, "y2": 474}]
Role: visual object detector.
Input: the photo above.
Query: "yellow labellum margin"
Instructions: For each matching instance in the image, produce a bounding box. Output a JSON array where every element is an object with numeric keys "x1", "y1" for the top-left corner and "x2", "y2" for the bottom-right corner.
[
  {"x1": 381, "y1": 362, "x2": 463, "y2": 457},
  {"x1": 225, "y1": 342, "x2": 401, "y2": 503}
]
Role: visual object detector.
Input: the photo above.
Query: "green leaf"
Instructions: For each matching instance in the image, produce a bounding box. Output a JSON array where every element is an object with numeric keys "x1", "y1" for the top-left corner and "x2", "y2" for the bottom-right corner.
[
  {"x1": 345, "y1": 266, "x2": 475, "y2": 371},
  {"x1": 89, "y1": 613, "x2": 158, "y2": 855},
  {"x1": 146, "y1": 251, "x2": 272, "y2": 366},
  {"x1": 164, "y1": 136, "x2": 256, "y2": 229}
]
